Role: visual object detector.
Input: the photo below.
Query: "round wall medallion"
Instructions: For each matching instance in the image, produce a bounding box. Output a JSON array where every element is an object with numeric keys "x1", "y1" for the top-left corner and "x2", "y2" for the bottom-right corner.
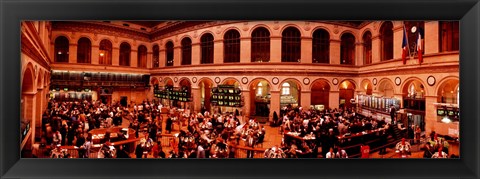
[
  {"x1": 395, "y1": 77, "x2": 401, "y2": 86},
  {"x1": 241, "y1": 77, "x2": 248, "y2": 84},
  {"x1": 332, "y1": 78, "x2": 339, "y2": 85},
  {"x1": 174, "y1": 77, "x2": 178, "y2": 82},
  {"x1": 373, "y1": 78, "x2": 377, "y2": 85},
  {"x1": 427, "y1": 76, "x2": 436, "y2": 86},
  {"x1": 192, "y1": 77, "x2": 197, "y2": 83},
  {"x1": 215, "y1": 77, "x2": 221, "y2": 84},
  {"x1": 272, "y1": 77, "x2": 279, "y2": 85},
  {"x1": 158, "y1": 77, "x2": 163, "y2": 82},
  {"x1": 303, "y1": 78, "x2": 310, "y2": 85}
]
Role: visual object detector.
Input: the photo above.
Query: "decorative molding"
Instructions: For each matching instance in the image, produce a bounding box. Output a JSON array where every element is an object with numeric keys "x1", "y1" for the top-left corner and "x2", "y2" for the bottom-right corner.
[
  {"x1": 303, "y1": 78, "x2": 310, "y2": 85},
  {"x1": 395, "y1": 77, "x2": 402, "y2": 86},
  {"x1": 273, "y1": 21, "x2": 280, "y2": 30},
  {"x1": 427, "y1": 76, "x2": 436, "y2": 86},
  {"x1": 215, "y1": 77, "x2": 221, "y2": 84},
  {"x1": 272, "y1": 77, "x2": 279, "y2": 85},
  {"x1": 332, "y1": 78, "x2": 339, "y2": 85},
  {"x1": 241, "y1": 77, "x2": 248, "y2": 84},
  {"x1": 373, "y1": 78, "x2": 377, "y2": 85},
  {"x1": 192, "y1": 77, "x2": 197, "y2": 83}
]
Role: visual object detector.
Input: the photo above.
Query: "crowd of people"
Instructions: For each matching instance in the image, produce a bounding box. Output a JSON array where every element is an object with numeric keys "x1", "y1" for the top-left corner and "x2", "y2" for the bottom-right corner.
[
  {"x1": 38, "y1": 98, "x2": 457, "y2": 159},
  {"x1": 276, "y1": 105, "x2": 394, "y2": 158}
]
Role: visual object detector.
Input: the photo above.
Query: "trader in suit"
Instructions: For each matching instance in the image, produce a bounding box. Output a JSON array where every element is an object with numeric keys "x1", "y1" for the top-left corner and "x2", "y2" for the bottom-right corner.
[{"x1": 389, "y1": 105, "x2": 396, "y2": 125}]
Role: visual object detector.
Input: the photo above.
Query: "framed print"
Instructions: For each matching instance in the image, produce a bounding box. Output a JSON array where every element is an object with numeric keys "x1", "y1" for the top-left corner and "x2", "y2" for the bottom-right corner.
[{"x1": 1, "y1": 0, "x2": 479, "y2": 179}]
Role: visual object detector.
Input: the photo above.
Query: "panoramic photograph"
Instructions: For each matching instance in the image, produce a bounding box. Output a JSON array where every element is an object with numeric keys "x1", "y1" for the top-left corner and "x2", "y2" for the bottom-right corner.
[{"x1": 20, "y1": 20, "x2": 459, "y2": 159}]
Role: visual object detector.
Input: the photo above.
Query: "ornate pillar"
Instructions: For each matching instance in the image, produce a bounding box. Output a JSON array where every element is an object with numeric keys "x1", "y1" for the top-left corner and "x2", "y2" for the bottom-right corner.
[
  {"x1": 68, "y1": 43, "x2": 77, "y2": 63},
  {"x1": 371, "y1": 36, "x2": 381, "y2": 63},
  {"x1": 131, "y1": 50, "x2": 138, "y2": 67},
  {"x1": 270, "y1": 36, "x2": 281, "y2": 62},
  {"x1": 174, "y1": 46, "x2": 181, "y2": 66},
  {"x1": 240, "y1": 38, "x2": 251, "y2": 63},
  {"x1": 329, "y1": 40, "x2": 341, "y2": 64},
  {"x1": 112, "y1": 47, "x2": 120, "y2": 66},
  {"x1": 393, "y1": 23, "x2": 404, "y2": 60},
  {"x1": 214, "y1": 40, "x2": 223, "y2": 64},
  {"x1": 301, "y1": 90, "x2": 311, "y2": 110},
  {"x1": 425, "y1": 21, "x2": 439, "y2": 54},
  {"x1": 191, "y1": 43, "x2": 200, "y2": 65},
  {"x1": 91, "y1": 45, "x2": 100, "y2": 65},
  {"x1": 329, "y1": 90, "x2": 340, "y2": 109},
  {"x1": 269, "y1": 91, "x2": 280, "y2": 122},
  {"x1": 192, "y1": 87, "x2": 202, "y2": 113},
  {"x1": 301, "y1": 37, "x2": 312, "y2": 64},
  {"x1": 242, "y1": 90, "x2": 251, "y2": 117}
]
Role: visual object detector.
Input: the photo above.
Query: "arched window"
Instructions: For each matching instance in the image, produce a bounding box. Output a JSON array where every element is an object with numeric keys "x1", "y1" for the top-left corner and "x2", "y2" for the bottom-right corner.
[
  {"x1": 312, "y1": 29, "x2": 330, "y2": 63},
  {"x1": 119, "y1": 42, "x2": 131, "y2": 66},
  {"x1": 363, "y1": 31, "x2": 372, "y2": 65},
  {"x1": 181, "y1": 38, "x2": 192, "y2": 65},
  {"x1": 257, "y1": 83, "x2": 263, "y2": 96},
  {"x1": 165, "y1": 42, "x2": 174, "y2": 66},
  {"x1": 251, "y1": 27, "x2": 270, "y2": 62},
  {"x1": 281, "y1": 27, "x2": 301, "y2": 62},
  {"x1": 224, "y1": 29, "x2": 240, "y2": 63},
  {"x1": 99, "y1": 39, "x2": 112, "y2": 65},
  {"x1": 200, "y1": 33, "x2": 214, "y2": 64},
  {"x1": 282, "y1": 83, "x2": 291, "y2": 95},
  {"x1": 77, "y1": 37, "x2": 91, "y2": 63},
  {"x1": 340, "y1": 33, "x2": 355, "y2": 65},
  {"x1": 54, "y1": 36, "x2": 69, "y2": 62},
  {"x1": 380, "y1": 22, "x2": 394, "y2": 61},
  {"x1": 152, "y1": 45, "x2": 159, "y2": 68},
  {"x1": 137, "y1": 45, "x2": 147, "y2": 68},
  {"x1": 439, "y1": 21, "x2": 459, "y2": 52}
]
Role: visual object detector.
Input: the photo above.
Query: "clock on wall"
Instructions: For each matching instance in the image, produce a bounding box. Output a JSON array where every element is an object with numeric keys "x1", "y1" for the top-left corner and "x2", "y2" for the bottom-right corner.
[
  {"x1": 395, "y1": 77, "x2": 401, "y2": 86},
  {"x1": 303, "y1": 78, "x2": 310, "y2": 85},
  {"x1": 215, "y1": 77, "x2": 221, "y2": 84},
  {"x1": 192, "y1": 77, "x2": 197, "y2": 83},
  {"x1": 332, "y1": 78, "x2": 339, "y2": 85},
  {"x1": 272, "y1": 77, "x2": 279, "y2": 85},
  {"x1": 427, "y1": 76, "x2": 436, "y2": 86},
  {"x1": 372, "y1": 78, "x2": 377, "y2": 85},
  {"x1": 241, "y1": 77, "x2": 248, "y2": 84}
]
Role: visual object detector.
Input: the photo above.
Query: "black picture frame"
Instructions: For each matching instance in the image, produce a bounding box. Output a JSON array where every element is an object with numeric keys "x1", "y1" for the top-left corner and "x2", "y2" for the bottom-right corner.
[{"x1": 1, "y1": 0, "x2": 479, "y2": 179}]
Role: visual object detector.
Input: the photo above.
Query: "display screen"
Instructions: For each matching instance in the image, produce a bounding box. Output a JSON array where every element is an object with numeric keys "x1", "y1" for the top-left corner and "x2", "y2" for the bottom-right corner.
[{"x1": 437, "y1": 109, "x2": 445, "y2": 116}]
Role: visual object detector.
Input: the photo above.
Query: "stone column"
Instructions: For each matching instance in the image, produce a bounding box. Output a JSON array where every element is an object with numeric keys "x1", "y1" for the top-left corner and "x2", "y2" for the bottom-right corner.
[
  {"x1": 425, "y1": 21, "x2": 439, "y2": 54},
  {"x1": 355, "y1": 42, "x2": 363, "y2": 66},
  {"x1": 270, "y1": 36, "x2": 281, "y2": 62},
  {"x1": 22, "y1": 92, "x2": 36, "y2": 146},
  {"x1": 214, "y1": 40, "x2": 223, "y2": 64},
  {"x1": 159, "y1": 50, "x2": 166, "y2": 68},
  {"x1": 424, "y1": 96, "x2": 438, "y2": 136},
  {"x1": 393, "y1": 24, "x2": 404, "y2": 60},
  {"x1": 240, "y1": 38, "x2": 251, "y2": 63},
  {"x1": 36, "y1": 89, "x2": 44, "y2": 139},
  {"x1": 191, "y1": 43, "x2": 200, "y2": 65},
  {"x1": 112, "y1": 47, "x2": 120, "y2": 66},
  {"x1": 301, "y1": 90, "x2": 311, "y2": 110},
  {"x1": 269, "y1": 91, "x2": 280, "y2": 122},
  {"x1": 301, "y1": 37, "x2": 312, "y2": 64},
  {"x1": 329, "y1": 90, "x2": 340, "y2": 109},
  {"x1": 329, "y1": 39, "x2": 341, "y2": 65},
  {"x1": 242, "y1": 90, "x2": 251, "y2": 117},
  {"x1": 131, "y1": 50, "x2": 138, "y2": 67},
  {"x1": 68, "y1": 43, "x2": 77, "y2": 63},
  {"x1": 371, "y1": 36, "x2": 381, "y2": 63},
  {"x1": 147, "y1": 52, "x2": 153, "y2": 68},
  {"x1": 174, "y1": 46, "x2": 181, "y2": 66},
  {"x1": 91, "y1": 45, "x2": 100, "y2": 65},
  {"x1": 192, "y1": 87, "x2": 202, "y2": 113}
]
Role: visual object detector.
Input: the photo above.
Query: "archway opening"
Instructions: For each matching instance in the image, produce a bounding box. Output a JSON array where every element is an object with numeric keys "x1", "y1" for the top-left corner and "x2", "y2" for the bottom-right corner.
[
  {"x1": 311, "y1": 79, "x2": 330, "y2": 111},
  {"x1": 199, "y1": 79, "x2": 214, "y2": 113},
  {"x1": 339, "y1": 80, "x2": 355, "y2": 109},
  {"x1": 250, "y1": 79, "x2": 271, "y2": 117},
  {"x1": 280, "y1": 80, "x2": 301, "y2": 110}
]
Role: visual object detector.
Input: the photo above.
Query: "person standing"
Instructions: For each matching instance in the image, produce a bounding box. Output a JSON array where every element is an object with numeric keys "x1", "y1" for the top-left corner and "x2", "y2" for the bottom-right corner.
[{"x1": 389, "y1": 105, "x2": 396, "y2": 125}]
